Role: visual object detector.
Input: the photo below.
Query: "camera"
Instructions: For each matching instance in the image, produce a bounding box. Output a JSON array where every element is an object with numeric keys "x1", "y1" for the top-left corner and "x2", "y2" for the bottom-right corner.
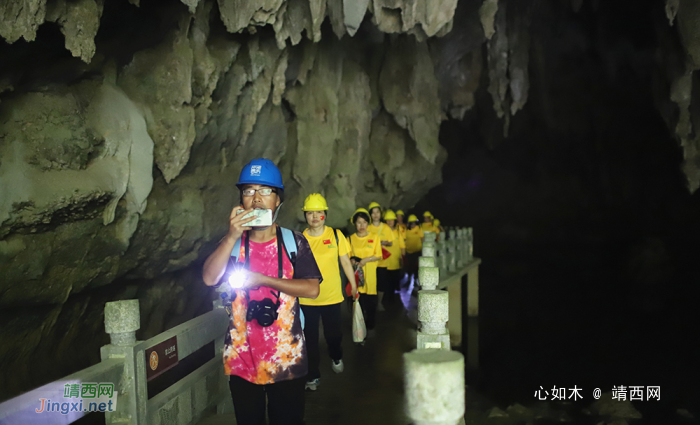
[
  {"x1": 236, "y1": 208, "x2": 273, "y2": 227},
  {"x1": 246, "y1": 297, "x2": 280, "y2": 327},
  {"x1": 218, "y1": 256, "x2": 281, "y2": 327}
]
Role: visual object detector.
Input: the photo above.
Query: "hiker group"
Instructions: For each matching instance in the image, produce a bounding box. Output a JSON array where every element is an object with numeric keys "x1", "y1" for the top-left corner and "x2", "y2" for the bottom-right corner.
[{"x1": 202, "y1": 158, "x2": 444, "y2": 425}]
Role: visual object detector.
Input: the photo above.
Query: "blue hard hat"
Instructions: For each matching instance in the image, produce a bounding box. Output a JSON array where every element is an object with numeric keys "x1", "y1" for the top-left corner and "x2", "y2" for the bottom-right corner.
[{"x1": 236, "y1": 158, "x2": 284, "y2": 190}]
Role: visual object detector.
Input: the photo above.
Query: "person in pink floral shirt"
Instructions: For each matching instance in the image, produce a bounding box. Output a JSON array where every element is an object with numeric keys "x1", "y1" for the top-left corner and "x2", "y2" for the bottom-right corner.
[{"x1": 203, "y1": 159, "x2": 321, "y2": 425}]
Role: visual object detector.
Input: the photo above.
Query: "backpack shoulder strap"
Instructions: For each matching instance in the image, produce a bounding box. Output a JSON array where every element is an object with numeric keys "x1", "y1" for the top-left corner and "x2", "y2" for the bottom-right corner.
[
  {"x1": 333, "y1": 228, "x2": 343, "y2": 259},
  {"x1": 230, "y1": 237, "x2": 242, "y2": 262},
  {"x1": 280, "y1": 227, "x2": 297, "y2": 265}
]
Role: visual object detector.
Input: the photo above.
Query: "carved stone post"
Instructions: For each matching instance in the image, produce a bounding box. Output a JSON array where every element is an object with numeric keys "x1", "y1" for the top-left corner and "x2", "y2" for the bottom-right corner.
[
  {"x1": 422, "y1": 231, "x2": 437, "y2": 258},
  {"x1": 455, "y1": 228, "x2": 465, "y2": 267},
  {"x1": 436, "y1": 240, "x2": 447, "y2": 273},
  {"x1": 404, "y1": 349, "x2": 465, "y2": 425},
  {"x1": 104, "y1": 299, "x2": 139, "y2": 346},
  {"x1": 466, "y1": 227, "x2": 474, "y2": 262},
  {"x1": 418, "y1": 266, "x2": 440, "y2": 291},
  {"x1": 416, "y1": 290, "x2": 451, "y2": 350},
  {"x1": 102, "y1": 300, "x2": 146, "y2": 425},
  {"x1": 419, "y1": 256, "x2": 435, "y2": 268},
  {"x1": 422, "y1": 241, "x2": 436, "y2": 258},
  {"x1": 446, "y1": 238, "x2": 456, "y2": 273}
]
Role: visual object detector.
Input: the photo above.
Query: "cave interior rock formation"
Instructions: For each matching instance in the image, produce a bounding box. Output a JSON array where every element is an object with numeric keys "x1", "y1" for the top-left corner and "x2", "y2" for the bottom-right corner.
[{"x1": 1, "y1": 0, "x2": 699, "y2": 410}]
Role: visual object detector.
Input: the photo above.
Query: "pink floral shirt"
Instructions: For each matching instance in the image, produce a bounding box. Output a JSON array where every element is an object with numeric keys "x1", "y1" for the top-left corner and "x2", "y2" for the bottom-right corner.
[{"x1": 223, "y1": 230, "x2": 321, "y2": 384}]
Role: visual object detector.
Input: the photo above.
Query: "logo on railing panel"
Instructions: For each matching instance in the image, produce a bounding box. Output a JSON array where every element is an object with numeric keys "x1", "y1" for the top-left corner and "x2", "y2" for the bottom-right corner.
[
  {"x1": 145, "y1": 336, "x2": 179, "y2": 381},
  {"x1": 149, "y1": 351, "x2": 159, "y2": 370}
]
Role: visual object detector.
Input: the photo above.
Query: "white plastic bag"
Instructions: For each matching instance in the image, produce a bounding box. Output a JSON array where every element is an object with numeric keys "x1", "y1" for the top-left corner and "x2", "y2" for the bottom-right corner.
[{"x1": 352, "y1": 299, "x2": 366, "y2": 343}]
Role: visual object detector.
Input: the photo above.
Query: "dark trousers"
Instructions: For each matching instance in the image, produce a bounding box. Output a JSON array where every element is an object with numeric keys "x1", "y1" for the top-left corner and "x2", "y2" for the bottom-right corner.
[
  {"x1": 406, "y1": 252, "x2": 420, "y2": 277},
  {"x1": 300, "y1": 303, "x2": 343, "y2": 380},
  {"x1": 229, "y1": 375, "x2": 306, "y2": 425},
  {"x1": 358, "y1": 293, "x2": 378, "y2": 330},
  {"x1": 376, "y1": 266, "x2": 389, "y2": 292},
  {"x1": 383, "y1": 269, "x2": 403, "y2": 304}
]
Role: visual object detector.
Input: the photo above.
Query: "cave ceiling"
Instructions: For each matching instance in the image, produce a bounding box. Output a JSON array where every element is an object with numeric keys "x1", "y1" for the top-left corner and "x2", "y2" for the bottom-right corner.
[{"x1": 0, "y1": 0, "x2": 699, "y2": 308}]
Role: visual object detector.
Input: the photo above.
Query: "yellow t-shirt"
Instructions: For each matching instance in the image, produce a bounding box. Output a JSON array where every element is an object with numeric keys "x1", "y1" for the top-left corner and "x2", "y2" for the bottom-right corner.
[
  {"x1": 405, "y1": 226, "x2": 424, "y2": 254},
  {"x1": 398, "y1": 224, "x2": 407, "y2": 239},
  {"x1": 384, "y1": 227, "x2": 406, "y2": 270},
  {"x1": 347, "y1": 233, "x2": 382, "y2": 295},
  {"x1": 368, "y1": 222, "x2": 394, "y2": 268},
  {"x1": 421, "y1": 222, "x2": 439, "y2": 234},
  {"x1": 300, "y1": 226, "x2": 349, "y2": 306}
]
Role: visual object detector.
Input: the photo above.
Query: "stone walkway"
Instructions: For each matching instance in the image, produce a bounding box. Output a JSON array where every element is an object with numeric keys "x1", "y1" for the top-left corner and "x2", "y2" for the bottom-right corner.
[{"x1": 198, "y1": 297, "x2": 418, "y2": 425}]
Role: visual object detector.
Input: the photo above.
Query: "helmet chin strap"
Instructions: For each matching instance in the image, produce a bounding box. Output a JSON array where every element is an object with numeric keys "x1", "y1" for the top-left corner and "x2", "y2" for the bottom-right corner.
[{"x1": 251, "y1": 202, "x2": 283, "y2": 231}]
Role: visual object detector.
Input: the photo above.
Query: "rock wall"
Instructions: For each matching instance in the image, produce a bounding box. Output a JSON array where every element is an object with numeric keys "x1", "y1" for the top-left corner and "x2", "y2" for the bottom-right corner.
[
  {"x1": 0, "y1": 0, "x2": 465, "y2": 304},
  {"x1": 0, "y1": 0, "x2": 457, "y2": 400},
  {"x1": 662, "y1": 0, "x2": 700, "y2": 192}
]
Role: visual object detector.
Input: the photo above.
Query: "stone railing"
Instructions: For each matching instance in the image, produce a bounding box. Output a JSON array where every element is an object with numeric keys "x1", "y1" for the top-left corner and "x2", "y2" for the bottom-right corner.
[
  {"x1": 0, "y1": 298, "x2": 233, "y2": 425},
  {"x1": 416, "y1": 231, "x2": 449, "y2": 351},
  {"x1": 404, "y1": 227, "x2": 480, "y2": 425},
  {"x1": 421, "y1": 228, "x2": 481, "y2": 348}
]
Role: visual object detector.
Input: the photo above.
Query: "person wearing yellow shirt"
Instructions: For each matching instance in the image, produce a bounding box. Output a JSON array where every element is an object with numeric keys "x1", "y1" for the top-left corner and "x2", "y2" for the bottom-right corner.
[
  {"x1": 434, "y1": 218, "x2": 445, "y2": 235},
  {"x1": 298, "y1": 194, "x2": 358, "y2": 391},
  {"x1": 421, "y1": 211, "x2": 440, "y2": 235},
  {"x1": 396, "y1": 210, "x2": 407, "y2": 239},
  {"x1": 367, "y1": 201, "x2": 394, "y2": 311},
  {"x1": 382, "y1": 209, "x2": 406, "y2": 305},
  {"x1": 405, "y1": 214, "x2": 424, "y2": 282},
  {"x1": 347, "y1": 208, "x2": 382, "y2": 332}
]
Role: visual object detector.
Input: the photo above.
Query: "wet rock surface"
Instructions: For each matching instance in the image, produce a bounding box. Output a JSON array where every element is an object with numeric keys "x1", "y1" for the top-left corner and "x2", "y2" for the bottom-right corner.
[
  {"x1": 1, "y1": 1, "x2": 699, "y2": 419},
  {"x1": 0, "y1": 0, "x2": 454, "y2": 401}
]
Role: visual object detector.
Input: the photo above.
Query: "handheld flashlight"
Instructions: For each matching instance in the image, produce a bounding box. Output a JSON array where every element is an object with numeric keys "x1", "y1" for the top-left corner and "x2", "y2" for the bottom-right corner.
[{"x1": 228, "y1": 267, "x2": 248, "y2": 290}]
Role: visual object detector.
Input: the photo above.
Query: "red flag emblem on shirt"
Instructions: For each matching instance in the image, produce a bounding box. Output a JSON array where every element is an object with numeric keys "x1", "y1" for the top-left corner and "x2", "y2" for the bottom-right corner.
[
  {"x1": 368, "y1": 239, "x2": 374, "y2": 243},
  {"x1": 323, "y1": 239, "x2": 331, "y2": 244}
]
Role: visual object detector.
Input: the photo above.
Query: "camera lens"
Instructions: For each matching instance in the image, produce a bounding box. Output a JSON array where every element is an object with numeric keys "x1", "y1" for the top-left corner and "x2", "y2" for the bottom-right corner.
[
  {"x1": 256, "y1": 299, "x2": 278, "y2": 327},
  {"x1": 246, "y1": 299, "x2": 279, "y2": 327}
]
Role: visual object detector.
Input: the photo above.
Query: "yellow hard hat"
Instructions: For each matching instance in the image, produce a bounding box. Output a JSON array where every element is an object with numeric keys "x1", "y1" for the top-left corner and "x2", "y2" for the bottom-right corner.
[
  {"x1": 434, "y1": 219, "x2": 441, "y2": 226},
  {"x1": 407, "y1": 214, "x2": 419, "y2": 222},
  {"x1": 396, "y1": 210, "x2": 405, "y2": 216},
  {"x1": 423, "y1": 211, "x2": 433, "y2": 218},
  {"x1": 368, "y1": 201, "x2": 382, "y2": 212},
  {"x1": 351, "y1": 208, "x2": 370, "y2": 224},
  {"x1": 383, "y1": 209, "x2": 397, "y2": 221},
  {"x1": 302, "y1": 193, "x2": 329, "y2": 211}
]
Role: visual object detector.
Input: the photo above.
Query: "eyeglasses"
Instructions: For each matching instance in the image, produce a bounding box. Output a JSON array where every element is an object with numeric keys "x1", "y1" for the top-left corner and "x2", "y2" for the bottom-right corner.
[{"x1": 241, "y1": 188, "x2": 276, "y2": 197}]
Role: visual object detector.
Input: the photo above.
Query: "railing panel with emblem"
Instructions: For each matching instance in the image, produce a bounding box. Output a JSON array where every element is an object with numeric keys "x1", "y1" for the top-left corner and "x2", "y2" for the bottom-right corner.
[
  {"x1": 135, "y1": 307, "x2": 232, "y2": 425},
  {"x1": 0, "y1": 298, "x2": 233, "y2": 425}
]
